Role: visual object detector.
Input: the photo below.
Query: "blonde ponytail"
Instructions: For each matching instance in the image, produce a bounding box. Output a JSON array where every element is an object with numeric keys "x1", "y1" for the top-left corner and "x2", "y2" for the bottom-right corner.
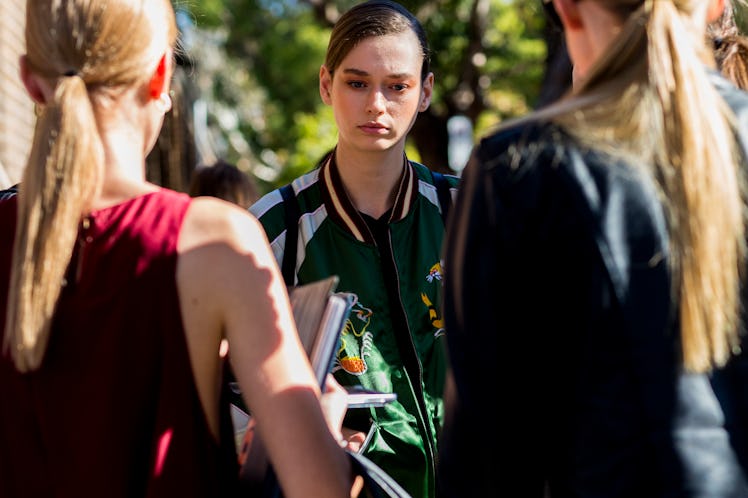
[
  {"x1": 647, "y1": 0, "x2": 745, "y2": 372},
  {"x1": 3, "y1": 0, "x2": 178, "y2": 372},
  {"x1": 546, "y1": 0, "x2": 746, "y2": 373},
  {"x1": 4, "y1": 75, "x2": 103, "y2": 371}
]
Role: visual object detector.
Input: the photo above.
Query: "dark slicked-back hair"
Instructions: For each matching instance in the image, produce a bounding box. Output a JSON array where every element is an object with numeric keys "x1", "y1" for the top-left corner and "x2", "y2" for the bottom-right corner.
[{"x1": 324, "y1": 0, "x2": 430, "y2": 81}]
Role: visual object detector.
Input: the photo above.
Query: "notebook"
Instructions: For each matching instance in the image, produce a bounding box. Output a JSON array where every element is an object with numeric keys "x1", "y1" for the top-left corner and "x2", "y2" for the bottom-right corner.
[{"x1": 236, "y1": 275, "x2": 354, "y2": 496}]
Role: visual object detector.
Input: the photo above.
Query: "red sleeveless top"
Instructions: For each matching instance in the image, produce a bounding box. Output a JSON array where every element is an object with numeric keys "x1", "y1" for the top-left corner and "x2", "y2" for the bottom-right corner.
[{"x1": 0, "y1": 189, "x2": 239, "y2": 497}]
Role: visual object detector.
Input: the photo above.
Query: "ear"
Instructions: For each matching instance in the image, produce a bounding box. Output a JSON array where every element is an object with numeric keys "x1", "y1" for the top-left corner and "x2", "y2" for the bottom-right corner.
[
  {"x1": 148, "y1": 53, "x2": 171, "y2": 100},
  {"x1": 319, "y1": 65, "x2": 333, "y2": 105},
  {"x1": 553, "y1": 0, "x2": 583, "y2": 31},
  {"x1": 707, "y1": 0, "x2": 725, "y2": 23},
  {"x1": 419, "y1": 72, "x2": 434, "y2": 112},
  {"x1": 19, "y1": 55, "x2": 48, "y2": 105}
]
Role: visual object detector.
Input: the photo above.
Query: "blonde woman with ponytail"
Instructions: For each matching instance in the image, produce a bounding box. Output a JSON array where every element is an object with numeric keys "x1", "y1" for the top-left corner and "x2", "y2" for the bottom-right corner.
[
  {"x1": 439, "y1": 0, "x2": 748, "y2": 496},
  {"x1": 0, "y1": 1, "x2": 353, "y2": 497}
]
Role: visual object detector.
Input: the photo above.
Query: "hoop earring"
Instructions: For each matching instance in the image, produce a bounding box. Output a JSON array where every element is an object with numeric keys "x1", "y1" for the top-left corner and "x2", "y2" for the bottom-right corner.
[{"x1": 156, "y1": 92, "x2": 172, "y2": 114}]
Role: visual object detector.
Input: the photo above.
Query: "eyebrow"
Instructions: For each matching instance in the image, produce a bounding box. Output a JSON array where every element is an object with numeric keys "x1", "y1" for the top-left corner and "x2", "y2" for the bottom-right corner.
[{"x1": 341, "y1": 68, "x2": 413, "y2": 80}]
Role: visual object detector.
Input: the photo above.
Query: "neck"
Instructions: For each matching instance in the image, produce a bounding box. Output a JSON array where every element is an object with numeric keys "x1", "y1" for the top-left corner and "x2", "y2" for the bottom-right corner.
[
  {"x1": 333, "y1": 144, "x2": 406, "y2": 219},
  {"x1": 89, "y1": 114, "x2": 156, "y2": 211}
]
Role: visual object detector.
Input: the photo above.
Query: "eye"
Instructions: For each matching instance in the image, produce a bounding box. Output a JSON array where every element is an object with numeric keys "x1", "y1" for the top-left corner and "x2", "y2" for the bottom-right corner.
[
  {"x1": 391, "y1": 83, "x2": 408, "y2": 92},
  {"x1": 347, "y1": 80, "x2": 366, "y2": 89}
]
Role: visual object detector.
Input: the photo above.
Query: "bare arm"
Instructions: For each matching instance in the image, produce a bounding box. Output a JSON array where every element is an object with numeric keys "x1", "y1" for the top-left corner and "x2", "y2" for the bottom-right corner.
[{"x1": 177, "y1": 197, "x2": 352, "y2": 498}]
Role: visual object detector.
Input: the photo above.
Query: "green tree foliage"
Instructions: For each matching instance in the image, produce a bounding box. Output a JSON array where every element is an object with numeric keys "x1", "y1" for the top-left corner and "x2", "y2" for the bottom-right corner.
[{"x1": 182, "y1": 0, "x2": 550, "y2": 191}]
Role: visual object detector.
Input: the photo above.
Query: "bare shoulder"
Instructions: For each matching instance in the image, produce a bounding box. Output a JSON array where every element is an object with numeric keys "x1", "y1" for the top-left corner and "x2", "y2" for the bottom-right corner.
[
  {"x1": 179, "y1": 196, "x2": 270, "y2": 255},
  {"x1": 177, "y1": 196, "x2": 280, "y2": 303}
]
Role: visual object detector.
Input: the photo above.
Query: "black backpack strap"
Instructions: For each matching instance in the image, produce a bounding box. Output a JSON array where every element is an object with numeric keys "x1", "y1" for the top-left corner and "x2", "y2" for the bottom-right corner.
[
  {"x1": 279, "y1": 184, "x2": 300, "y2": 286},
  {"x1": 347, "y1": 449, "x2": 412, "y2": 497},
  {"x1": 431, "y1": 171, "x2": 453, "y2": 227},
  {"x1": 0, "y1": 183, "x2": 19, "y2": 201}
]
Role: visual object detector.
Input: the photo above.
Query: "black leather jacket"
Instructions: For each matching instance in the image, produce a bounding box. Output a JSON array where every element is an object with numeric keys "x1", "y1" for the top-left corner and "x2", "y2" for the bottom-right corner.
[{"x1": 438, "y1": 73, "x2": 748, "y2": 497}]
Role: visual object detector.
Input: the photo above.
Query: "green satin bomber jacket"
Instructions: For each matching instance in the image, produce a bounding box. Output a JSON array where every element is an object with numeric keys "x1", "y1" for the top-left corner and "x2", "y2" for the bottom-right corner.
[{"x1": 249, "y1": 154, "x2": 459, "y2": 498}]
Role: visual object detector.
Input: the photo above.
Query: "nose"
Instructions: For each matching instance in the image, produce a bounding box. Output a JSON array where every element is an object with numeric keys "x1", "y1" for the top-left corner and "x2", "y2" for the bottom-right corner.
[{"x1": 366, "y1": 90, "x2": 386, "y2": 115}]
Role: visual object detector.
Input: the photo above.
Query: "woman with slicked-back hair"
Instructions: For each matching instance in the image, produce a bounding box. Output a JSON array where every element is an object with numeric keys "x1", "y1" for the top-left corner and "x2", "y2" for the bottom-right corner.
[
  {"x1": 249, "y1": 2, "x2": 458, "y2": 497},
  {"x1": 0, "y1": 1, "x2": 353, "y2": 497},
  {"x1": 439, "y1": 0, "x2": 748, "y2": 496}
]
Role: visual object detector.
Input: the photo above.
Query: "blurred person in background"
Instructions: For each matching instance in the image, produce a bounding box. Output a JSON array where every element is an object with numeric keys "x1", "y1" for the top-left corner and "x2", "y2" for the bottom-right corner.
[
  {"x1": 709, "y1": 0, "x2": 748, "y2": 89},
  {"x1": 188, "y1": 158, "x2": 259, "y2": 209}
]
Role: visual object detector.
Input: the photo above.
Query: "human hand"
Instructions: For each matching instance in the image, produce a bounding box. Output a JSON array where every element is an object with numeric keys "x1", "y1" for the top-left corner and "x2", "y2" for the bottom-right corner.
[
  {"x1": 340, "y1": 427, "x2": 366, "y2": 453},
  {"x1": 320, "y1": 374, "x2": 349, "y2": 442}
]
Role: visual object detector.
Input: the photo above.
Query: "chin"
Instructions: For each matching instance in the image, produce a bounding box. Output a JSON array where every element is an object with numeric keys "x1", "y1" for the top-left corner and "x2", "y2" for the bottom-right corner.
[{"x1": 359, "y1": 137, "x2": 401, "y2": 152}]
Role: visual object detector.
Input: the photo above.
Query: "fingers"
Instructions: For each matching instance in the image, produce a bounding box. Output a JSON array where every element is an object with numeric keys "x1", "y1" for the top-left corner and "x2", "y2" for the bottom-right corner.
[{"x1": 320, "y1": 374, "x2": 348, "y2": 440}]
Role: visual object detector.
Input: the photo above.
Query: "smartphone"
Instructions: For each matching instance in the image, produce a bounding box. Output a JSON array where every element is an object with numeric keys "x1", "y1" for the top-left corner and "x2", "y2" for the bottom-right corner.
[{"x1": 345, "y1": 385, "x2": 397, "y2": 408}]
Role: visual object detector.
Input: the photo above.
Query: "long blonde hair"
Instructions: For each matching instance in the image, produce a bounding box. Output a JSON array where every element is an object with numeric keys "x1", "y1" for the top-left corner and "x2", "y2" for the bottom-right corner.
[
  {"x1": 4, "y1": 0, "x2": 178, "y2": 372},
  {"x1": 539, "y1": 0, "x2": 745, "y2": 372}
]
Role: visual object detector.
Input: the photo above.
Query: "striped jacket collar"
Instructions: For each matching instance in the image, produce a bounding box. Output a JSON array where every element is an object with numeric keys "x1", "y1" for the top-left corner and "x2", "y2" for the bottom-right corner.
[{"x1": 319, "y1": 151, "x2": 418, "y2": 244}]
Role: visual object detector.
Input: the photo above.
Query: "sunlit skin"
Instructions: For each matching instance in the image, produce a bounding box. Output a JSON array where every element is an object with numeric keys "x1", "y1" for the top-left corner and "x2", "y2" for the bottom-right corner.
[{"x1": 319, "y1": 30, "x2": 433, "y2": 218}]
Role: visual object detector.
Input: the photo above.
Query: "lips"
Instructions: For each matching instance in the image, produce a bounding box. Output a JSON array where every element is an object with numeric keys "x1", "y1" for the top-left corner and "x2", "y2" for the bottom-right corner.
[{"x1": 359, "y1": 122, "x2": 389, "y2": 134}]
